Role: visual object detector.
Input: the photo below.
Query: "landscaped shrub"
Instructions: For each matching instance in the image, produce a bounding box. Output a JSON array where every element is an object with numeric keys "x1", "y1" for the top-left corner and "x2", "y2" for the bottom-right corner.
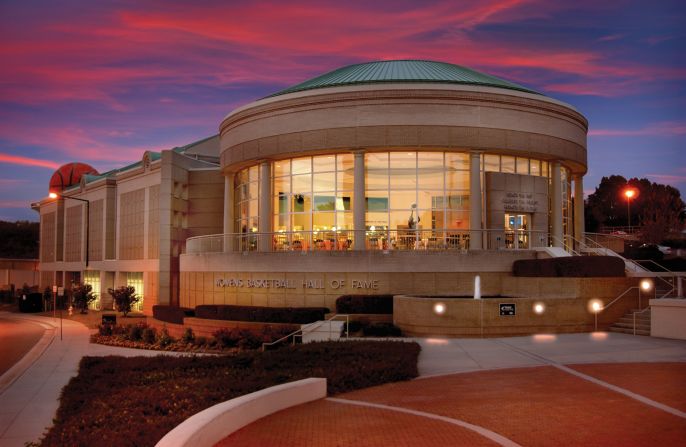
[
  {"x1": 152, "y1": 305, "x2": 194, "y2": 324},
  {"x1": 554, "y1": 256, "x2": 625, "y2": 277},
  {"x1": 213, "y1": 327, "x2": 240, "y2": 348},
  {"x1": 335, "y1": 295, "x2": 394, "y2": 314},
  {"x1": 362, "y1": 322, "x2": 403, "y2": 337},
  {"x1": 108, "y1": 285, "x2": 140, "y2": 317},
  {"x1": 38, "y1": 340, "x2": 420, "y2": 447},
  {"x1": 98, "y1": 324, "x2": 113, "y2": 336},
  {"x1": 511, "y1": 258, "x2": 557, "y2": 277},
  {"x1": 181, "y1": 327, "x2": 195, "y2": 344},
  {"x1": 513, "y1": 256, "x2": 625, "y2": 277},
  {"x1": 157, "y1": 328, "x2": 174, "y2": 347},
  {"x1": 127, "y1": 323, "x2": 147, "y2": 341},
  {"x1": 194, "y1": 336, "x2": 209, "y2": 347},
  {"x1": 195, "y1": 305, "x2": 329, "y2": 324},
  {"x1": 71, "y1": 283, "x2": 96, "y2": 314},
  {"x1": 142, "y1": 327, "x2": 157, "y2": 345}
]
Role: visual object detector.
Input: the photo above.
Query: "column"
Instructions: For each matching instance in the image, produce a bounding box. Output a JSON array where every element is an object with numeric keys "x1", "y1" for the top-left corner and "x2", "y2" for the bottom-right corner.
[
  {"x1": 551, "y1": 162, "x2": 563, "y2": 247},
  {"x1": 573, "y1": 174, "x2": 585, "y2": 246},
  {"x1": 353, "y1": 150, "x2": 366, "y2": 251},
  {"x1": 469, "y1": 152, "x2": 483, "y2": 250},
  {"x1": 223, "y1": 174, "x2": 235, "y2": 252},
  {"x1": 258, "y1": 161, "x2": 272, "y2": 252}
]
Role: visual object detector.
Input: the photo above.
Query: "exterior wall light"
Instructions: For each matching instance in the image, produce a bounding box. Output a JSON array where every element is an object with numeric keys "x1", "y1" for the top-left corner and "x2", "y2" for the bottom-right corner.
[
  {"x1": 588, "y1": 299, "x2": 603, "y2": 332},
  {"x1": 533, "y1": 302, "x2": 545, "y2": 314},
  {"x1": 640, "y1": 279, "x2": 653, "y2": 292},
  {"x1": 433, "y1": 302, "x2": 446, "y2": 315}
]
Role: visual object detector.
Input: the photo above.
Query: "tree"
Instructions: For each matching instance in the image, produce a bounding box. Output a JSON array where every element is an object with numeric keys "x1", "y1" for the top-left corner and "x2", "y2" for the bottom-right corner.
[
  {"x1": 640, "y1": 183, "x2": 684, "y2": 243},
  {"x1": 71, "y1": 283, "x2": 96, "y2": 314},
  {"x1": 108, "y1": 286, "x2": 140, "y2": 317},
  {"x1": 0, "y1": 220, "x2": 39, "y2": 259},
  {"x1": 585, "y1": 175, "x2": 685, "y2": 242}
]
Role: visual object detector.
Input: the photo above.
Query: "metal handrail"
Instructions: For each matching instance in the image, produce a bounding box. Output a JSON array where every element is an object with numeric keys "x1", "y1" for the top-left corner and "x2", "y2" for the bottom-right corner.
[
  {"x1": 186, "y1": 228, "x2": 552, "y2": 254},
  {"x1": 632, "y1": 307, "x2": 651, "y2": 336},
  {"x1": 602, "y1": 286, "x2": 642, "y2": 312},
  {"x1": 261, "y1": 313, "x2": 349, "y2": 351}
]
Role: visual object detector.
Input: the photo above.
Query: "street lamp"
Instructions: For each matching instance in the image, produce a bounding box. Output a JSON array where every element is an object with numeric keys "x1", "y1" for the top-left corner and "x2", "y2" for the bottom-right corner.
[
  {"x1": 49, "y1": 192, "x2": 90, "y2": 267},
  {"x1": 624, "y1": 188, "x2": 636, "y2": 229}
]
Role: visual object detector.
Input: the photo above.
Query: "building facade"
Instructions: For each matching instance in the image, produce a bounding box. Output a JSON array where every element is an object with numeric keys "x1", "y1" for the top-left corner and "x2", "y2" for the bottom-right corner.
[{"x1": 35, "y1": 60, "x2": 588, "y2": 314}]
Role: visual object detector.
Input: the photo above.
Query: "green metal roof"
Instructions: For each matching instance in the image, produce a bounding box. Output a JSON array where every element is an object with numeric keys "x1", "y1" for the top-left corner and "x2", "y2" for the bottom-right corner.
[{"x1": 269, "y1": 60, "x2": 541, "y2": 97}]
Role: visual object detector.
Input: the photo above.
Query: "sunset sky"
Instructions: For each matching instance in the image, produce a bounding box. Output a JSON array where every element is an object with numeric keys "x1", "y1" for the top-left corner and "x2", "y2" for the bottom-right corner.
[{"x1": 1, "y1": 0, "x2": 684, "y2": 221}]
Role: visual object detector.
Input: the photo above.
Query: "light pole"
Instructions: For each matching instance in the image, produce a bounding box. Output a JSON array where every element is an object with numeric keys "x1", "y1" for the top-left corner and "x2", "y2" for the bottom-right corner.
[
  {"x1": 49, "y1": 192, "x2": 90, "y2": 267},
  {"x1": 624, "y1": 188, "x2": 636, "y2": 229}
]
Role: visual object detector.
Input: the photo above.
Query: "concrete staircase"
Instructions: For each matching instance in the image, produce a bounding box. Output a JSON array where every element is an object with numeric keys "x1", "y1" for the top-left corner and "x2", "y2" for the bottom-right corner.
[
  {"x1": 300, "y1": 320, "x2": 345, "y2": 343},
  {"x1": 608, "y1": 308, "x2": 651, "y2": 336}
]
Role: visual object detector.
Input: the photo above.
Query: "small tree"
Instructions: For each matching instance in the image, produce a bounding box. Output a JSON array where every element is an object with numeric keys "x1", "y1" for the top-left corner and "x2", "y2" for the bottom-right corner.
[
  {"x1": 108, "y1": 286, "x2": 140, "y2": 317},
  {"x1": 71, "y1": 283, "x2": 96, "y2": 314}
]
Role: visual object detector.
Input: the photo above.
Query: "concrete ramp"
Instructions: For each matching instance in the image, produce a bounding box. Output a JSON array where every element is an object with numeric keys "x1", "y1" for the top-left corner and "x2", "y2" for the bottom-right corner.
[
  {"x1": 583, "y1": 247, "x2": 648, "y2": 274},
  {"x1": 301, "y1": 320, "x2": 345, "y2": 343},
  {"x1": 537, "y1": 247, "x2": 571, "y2": 258}
]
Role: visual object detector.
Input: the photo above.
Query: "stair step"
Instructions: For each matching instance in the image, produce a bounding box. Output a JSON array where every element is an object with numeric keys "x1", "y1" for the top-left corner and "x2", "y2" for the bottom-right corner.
[
  {"x1": 611, "y1": 322, "x2": 651, "y2": 330},
  {"x1": 608, "y1": 327, "x2": 650, "y2": 336},
  {"x1": 616, "y1": 317, "x2": 650, "y2": 325}
]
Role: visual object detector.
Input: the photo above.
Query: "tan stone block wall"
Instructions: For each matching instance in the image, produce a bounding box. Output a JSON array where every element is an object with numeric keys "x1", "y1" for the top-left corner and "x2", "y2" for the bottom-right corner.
[
  {"x1": 119, "y1": 188, "x2": 145, "y2": 260},
  {"x1": 148, "y1": 185, "x2": 160, "y2": 259},
  {"x1": 64, "y1": 205, "x2": 83, "y2": 262},
  {"x1": 40, "y1": 212, "x2": 55, "y2": 263},
  {"x1": 220, "y1": 85, "x2": 588, "y2": 175},
  {"x1": 89, "y1": 199, "x2": 104, "y2": 262},
  {"x1": 394, "y1": 276, "x2": 638, "y2": 336}
]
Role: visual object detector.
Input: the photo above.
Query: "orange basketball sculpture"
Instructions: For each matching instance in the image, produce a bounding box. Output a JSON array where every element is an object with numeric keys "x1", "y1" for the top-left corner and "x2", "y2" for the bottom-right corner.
[{"x1": 49, "y1": 163, "x2": 99, "y2": 193}]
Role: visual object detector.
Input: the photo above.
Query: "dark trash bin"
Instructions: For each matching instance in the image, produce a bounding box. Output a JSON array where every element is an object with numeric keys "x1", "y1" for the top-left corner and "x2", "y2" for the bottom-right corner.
[{"x1": 18, "y1": 292, "x2": 43, "y2": 313}]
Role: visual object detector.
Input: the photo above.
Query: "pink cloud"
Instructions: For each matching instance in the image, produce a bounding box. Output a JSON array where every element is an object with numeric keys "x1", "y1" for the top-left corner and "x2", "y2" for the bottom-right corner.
[
  {"x1": 645, "y1": 174, "x2": 686, "y2": 185},
  {"x1": 589, "y1": 121, "x2": 686, "y2": 137}
]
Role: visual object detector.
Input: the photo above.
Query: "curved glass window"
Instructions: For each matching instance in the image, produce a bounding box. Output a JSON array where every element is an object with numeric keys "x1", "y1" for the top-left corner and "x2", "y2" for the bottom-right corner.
[{"x1": 235, "y1": 151, "x2": 555, "y2": 248}]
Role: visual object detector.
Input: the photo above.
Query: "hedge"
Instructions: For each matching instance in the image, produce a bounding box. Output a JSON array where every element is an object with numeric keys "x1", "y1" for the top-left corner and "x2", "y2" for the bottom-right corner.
[
  {"x1": 152, "y1": 305, "x2": 195, "y2": 325},
  {"x1": 38, "y1": 340, "x2": 420, "y2": 446},
  {"x1": 513, "y1": 256, "x2": 625, "y2": 277},
  {"x1": 195, "y1": 304, "x2": 329, "y2": 324},
  {"x1": 335, "y1": 295, "x2": 394, "y2": 314}
]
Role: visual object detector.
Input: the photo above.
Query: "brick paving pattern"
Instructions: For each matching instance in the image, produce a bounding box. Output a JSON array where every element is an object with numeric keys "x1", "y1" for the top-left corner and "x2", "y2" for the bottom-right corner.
[
  {"x1": 219, "y1": 363, "x2": 686, "y2": 447},
  {"x1": 569, "y1": 362, "x2": 686, "y2": 412}
]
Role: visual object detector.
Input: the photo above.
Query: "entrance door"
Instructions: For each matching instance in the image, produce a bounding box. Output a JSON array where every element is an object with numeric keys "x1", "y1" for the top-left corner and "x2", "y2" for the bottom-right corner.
[{"x1": 504, "y1": 214, "x2": 530, "y2": 249}]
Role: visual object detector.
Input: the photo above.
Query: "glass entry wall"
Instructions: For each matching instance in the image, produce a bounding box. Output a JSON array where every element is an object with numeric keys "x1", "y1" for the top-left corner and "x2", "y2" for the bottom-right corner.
[
  {"x1": 365, "y1": 152, "x2": 470, "y2": 249},
  {"x1": 125, "y1": 272, "x2": 144, "y2": 312},
  {"x1": 504, "y1": 213, "x2": 530, "y2": 249},
  {"x1": 83, "y1": 270, "x2": 100, "y2": 310}
]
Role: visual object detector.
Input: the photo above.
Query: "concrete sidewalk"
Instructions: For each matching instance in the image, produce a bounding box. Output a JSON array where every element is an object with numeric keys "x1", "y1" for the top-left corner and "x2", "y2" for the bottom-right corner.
[
  {"x1": 414, "y1": 332, "x2": 686, "y2": 377},
  {"x1": 0, "y1": 312, "x2": 180, "y2": 447}
]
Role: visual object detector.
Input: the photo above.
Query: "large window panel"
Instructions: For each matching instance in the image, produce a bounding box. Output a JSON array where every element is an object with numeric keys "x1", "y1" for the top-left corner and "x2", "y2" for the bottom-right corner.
[
  {"x1": 389, "y1": 190, "x2": 417, "y2": 210},
  {"x1": 291, "y1": 157, "x2": 311, "y2": 175},
  {"x1": 314, "y1": 194, "x2": 335, "y2": 211},
  {"x1": 313, "y1": 155, "x2": 336, "y2": 172},
  {"x1": 313, "y1": 173, "x2": 335, "y2": 192},
  {"x1": 273, "y1": 159, "x2": 290, "y2": 177},
  {"x1": 501, "y1": 156, "x2": 515, "y2": 173},
  {"x1": 292, "y1": 174, "x2": 311, "y2": 193}
]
